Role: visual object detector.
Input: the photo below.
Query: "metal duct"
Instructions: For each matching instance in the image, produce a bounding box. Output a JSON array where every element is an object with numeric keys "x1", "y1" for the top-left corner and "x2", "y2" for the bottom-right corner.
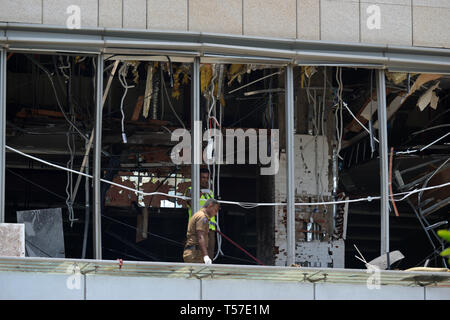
[{"x1": 2, "y1": 23, "x2": 450, "y2": 73}]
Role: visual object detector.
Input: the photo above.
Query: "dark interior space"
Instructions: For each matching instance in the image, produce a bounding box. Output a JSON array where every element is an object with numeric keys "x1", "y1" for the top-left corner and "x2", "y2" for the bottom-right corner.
[{"x1": 3, "y1": 51, "x2": 449, "y2": 270}]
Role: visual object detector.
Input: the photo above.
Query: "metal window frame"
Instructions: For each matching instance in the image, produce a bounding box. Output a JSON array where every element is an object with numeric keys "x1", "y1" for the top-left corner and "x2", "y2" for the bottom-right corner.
[
  {"x1": 0, "y1": 48, "x2": 103, "y2": 257},
  {"x1": 191, "y1": 57, "x2": 201, "y2": 214},
  {"x1": 93, "y1": 54, "x2": 104, "y2": 260},
  {"x1": 377, "y1": 70, "x2": 390, "y2": 260},
  {"x1": 0, "y1": 46, "x2": 399, "y2": 264},
  {"x1": 2, "y1": 24, "x2": 450, "y2": 264},
  {"x1": 0, "y1": 49, "x2": 5, "y2": 223},
  {"x1": 2, "y1": 23, "x2": 450, "y2": 73},
  {"x1": 285, "y1": 65, "x2": 295, "y2": 266}
]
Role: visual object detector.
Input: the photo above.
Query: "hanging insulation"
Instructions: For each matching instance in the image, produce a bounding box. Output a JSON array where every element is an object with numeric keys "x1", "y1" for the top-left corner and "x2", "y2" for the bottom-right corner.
[
  {"x1": 143, "y1": 64, "x2": 154, "y2": 119},
  {"x1": 171, "y1": 64, "x2": 191, "y2": 100},
  {"x1": 171, "y1": 66, "x2": 183, "y2": 100},
  {"x1": 201, "y1": 64, "x2": 213, "y2": 96},
  {"x1": 128, "y1": 61, "x2": 141, "y2": 84},
  {"x1": 227, "y1": 64, "x2": 246, "y2": 86},
  {"x1": 151, "y1": 66, "x2": 161, "y2": 120}
]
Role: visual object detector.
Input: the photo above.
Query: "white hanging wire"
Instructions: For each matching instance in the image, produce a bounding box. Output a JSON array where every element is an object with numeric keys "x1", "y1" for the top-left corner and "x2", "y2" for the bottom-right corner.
[
  {"x1": 206, "y1": 64, "x2": 224, "y2": 261},
  {"x1": 332, "y1": 69, "x2": 447, "y2": 157},
  {"x1": 5, "y1": 145, "x2": 450, "y2": 209},
  {"x1": 340, "y1": 100, "x2": 380, "y2": 143},
  {"x1": 161, "y1": 70, "x2": 185, "y2": 129},
  {"x1": 118, "y1": 62, "x2": 135, "y2": 143},
  {"x1": 66, "y1": 127, "x2": 77, "y2": 227},
  {"x1": 61, "y1": 57, "x2": 77, "y2": 227},
  {"x1": 334, "y1": 67, "x2": 344, "y2": 160},
  {"x1": 214, "y1": 64, "x2": 225, "y2": 261}
]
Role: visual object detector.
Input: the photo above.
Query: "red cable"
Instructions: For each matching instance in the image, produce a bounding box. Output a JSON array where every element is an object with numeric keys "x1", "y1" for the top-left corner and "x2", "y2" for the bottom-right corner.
[
  {"x1": 389, "y1": 147, "x2": 400, "y2": 217},
  {"x1": 215, "y1": 229, "x2": 264, "y2": 266}
]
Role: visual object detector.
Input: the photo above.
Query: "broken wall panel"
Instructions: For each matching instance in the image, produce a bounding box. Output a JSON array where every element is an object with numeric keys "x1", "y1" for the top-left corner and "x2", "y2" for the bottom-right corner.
[
  {"x1": 16, "y1": 208, "x2": 65, "y2": 258},
  {"x1": 295, "y1": 239, "x2": 345, "y2": 268},
  {"x1": 273, "y1": 134, "x2": 335, "y2": 266},
  {"x1": 0, "y1": 223, "x2": 25, "y2": 257}
]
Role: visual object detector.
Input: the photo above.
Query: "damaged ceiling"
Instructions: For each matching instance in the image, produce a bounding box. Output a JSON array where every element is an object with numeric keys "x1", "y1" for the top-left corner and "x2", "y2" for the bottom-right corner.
[{"x1": 2, "y1": 50, "x2": 449, "y2": 269}]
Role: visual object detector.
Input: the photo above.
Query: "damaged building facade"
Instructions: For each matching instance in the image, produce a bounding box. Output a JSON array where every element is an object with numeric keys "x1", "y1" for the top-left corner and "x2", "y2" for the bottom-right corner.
[{"x1": 0, "y1": 0, "x2": 449, "y2": 299}]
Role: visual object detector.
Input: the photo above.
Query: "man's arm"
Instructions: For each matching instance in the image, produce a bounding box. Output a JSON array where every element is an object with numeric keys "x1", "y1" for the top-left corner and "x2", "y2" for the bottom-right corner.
[{"x1": 196, "y1": 230, "x2": 209, "y2": 257}]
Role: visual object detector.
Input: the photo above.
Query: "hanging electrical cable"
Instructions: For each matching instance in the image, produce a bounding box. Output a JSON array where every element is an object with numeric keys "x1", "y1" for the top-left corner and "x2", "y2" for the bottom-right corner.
[
  {"x1": 332, "y1": 70, "x2": 380, "y2": 155},
  {"x1": 204, "y1": 64, "x2": 223, "y2": 261},
  {"x1": 369, "y1": 69, "x2": 376, "y2": 157},
  {"x1": 335, "y1": 67, "x2": 344, "y2": 159},
  {"x1": 160, "y1": 66, "x2": 165, "y2": 120},
  {"x1": 340, "y1": 100, "x2": 380, "y2": 143},
  {"x1": 214, "y1": 64, "x2": 225, "y2": 261},
  {"x1": 162, "y1": 73, "x2": 185, "y2": 129},
  {"x1": 25, "y1": 55, "x2": 89, "y2": 143},
  {"x1": 210, "y1": 221, "x2": 264, "y2": 265},
  {"x1": 66, "y1": 128, "x2": 77, "y2": 227},
  {"x1": 6, "y1": 145, "x2": 450, "y2": 209},
  {"x1": 322, "y1": 66, "x2": 326, "y2": 137},
  {"x1": 58, "y1": 56, "x2": 71, "y2": 81},
  {"x1": 118, "y1": 62, "x2": 135, "y2": 143},
  {"x1": 210, "y1": 65, "x2": 224, "y2": 261},
  {"x1": 208, "y1": 64, "x2": 218, "y2": 195},
  {"x1": 165, "y1": 55, "x2": 174, "y2": 88},
  {"x1": 305, "y1": 76, "x2": 317, "y2": 134},
  {"x1": 318, "y1": 67, "x2": 327, "y2": 204},
  {"x1": 217, "y1": 65, "x2": 224, "y2": 199},
  {"x1": 59, "y1": 56, "x2": 78, "y2": 227},
  {"x1": 395, "y1": 131, "x2": 450, "y2": 155}
]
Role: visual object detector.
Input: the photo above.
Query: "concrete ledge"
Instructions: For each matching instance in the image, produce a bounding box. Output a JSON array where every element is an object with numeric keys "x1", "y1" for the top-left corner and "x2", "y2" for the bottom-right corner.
[
  {"x1": 85, "y1": 274, "x2": 200, "y2": 300},
  {"x1": 0, "y1": 271, "x2": 84, "y2": 300},
  {"x1": 202, "y1": 278, "x2": 314, "y2": 300},
  {"x1": 315, "y1": 283, "x2": 425, "y2": 300},
  {"x1": 1, "y1": 267, "x2": 449, "y2": 299}
]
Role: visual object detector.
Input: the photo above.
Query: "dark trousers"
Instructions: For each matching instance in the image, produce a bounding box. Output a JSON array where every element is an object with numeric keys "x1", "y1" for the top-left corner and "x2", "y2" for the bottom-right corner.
[{"x1": 208, "y1": 230, "x2": 216, "y2": 259}]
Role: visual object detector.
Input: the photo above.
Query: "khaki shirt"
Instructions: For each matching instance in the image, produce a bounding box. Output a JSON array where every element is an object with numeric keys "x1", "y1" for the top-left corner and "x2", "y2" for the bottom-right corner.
[{"x1": 185, "y1": 209, "x2": 211, "y2": 248}]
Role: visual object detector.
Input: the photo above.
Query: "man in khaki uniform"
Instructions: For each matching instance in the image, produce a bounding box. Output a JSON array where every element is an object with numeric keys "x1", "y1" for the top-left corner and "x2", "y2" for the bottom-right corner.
[
  {"x1": 185, "y1": 168, "x2": 216, "y2": 259},
  {"x1": 183, "y1": 198, "x2": 219, "y2": 264}
]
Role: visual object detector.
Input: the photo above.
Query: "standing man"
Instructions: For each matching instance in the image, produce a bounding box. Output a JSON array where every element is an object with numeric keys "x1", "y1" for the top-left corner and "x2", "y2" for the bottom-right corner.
[
  {"x1": 183, "y1": 198, "x2": 220, "y2": 264},
  {"x1": 185, "y1": 168, "x2": 216, "y2": 259}
]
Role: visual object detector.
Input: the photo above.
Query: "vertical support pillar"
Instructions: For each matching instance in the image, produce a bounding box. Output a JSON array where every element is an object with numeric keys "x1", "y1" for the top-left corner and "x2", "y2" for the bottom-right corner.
[
  {"x1": 376, "y1": 69, "x2": 389, "y2": 258},
  {"x1": 285, "y1": 64, "x2": 295, "y2": 266},
  {"x1": 191, "y1": 57, "x2": 201, "y2": 213},
  {"x1": 0, "y1": 49, "x2": 6, "y2": 223},
  {"x1": 93, "y1": 54, "x2": 104, "y2": 260},
  {"x1": 82, "y1": 137, "x2": 90, "y2": 259}
]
